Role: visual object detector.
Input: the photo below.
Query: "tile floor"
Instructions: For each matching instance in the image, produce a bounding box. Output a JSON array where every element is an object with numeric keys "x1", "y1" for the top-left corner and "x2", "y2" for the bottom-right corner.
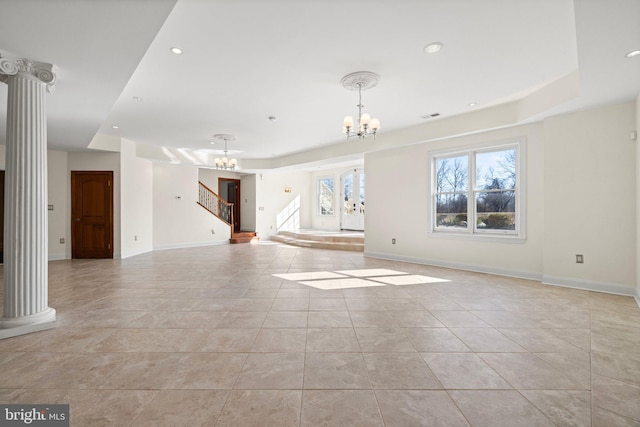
[{"x1": 1, "y1": 243, "x2": 639, "y2": 426}]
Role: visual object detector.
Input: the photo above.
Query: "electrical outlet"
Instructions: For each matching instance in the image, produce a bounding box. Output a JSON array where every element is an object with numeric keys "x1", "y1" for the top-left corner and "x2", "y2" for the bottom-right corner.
[
  {"x1": 392, "y1": 238, "x2": 396, "y2": 244},
  {"x1": 59, "y1": 238, "x2": 65, "y2": 244},
  {"x1": 211, "y1": 229, "x2": 215, "y2": 235},
  {"x1": 576, "y1": 254, "x2": 584, "y2": 264},
  {"x1": 134, "y1": 235, "x2": 138, "y2": 241}
]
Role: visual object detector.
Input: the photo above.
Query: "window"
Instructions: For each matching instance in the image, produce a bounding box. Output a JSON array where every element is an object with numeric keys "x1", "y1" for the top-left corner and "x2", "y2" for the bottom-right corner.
[
  {"x1": 431, "y1": 140, "x2": 524, "y2": 240},
  {"x1": 317, "y1": 177, "x2": 335, "y2": 216}
]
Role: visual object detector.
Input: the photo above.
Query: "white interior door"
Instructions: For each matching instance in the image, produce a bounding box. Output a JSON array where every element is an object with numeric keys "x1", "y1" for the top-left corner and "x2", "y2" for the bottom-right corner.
[{"x1": 341, "y1": 169, "x2": 365, "y2": 231}]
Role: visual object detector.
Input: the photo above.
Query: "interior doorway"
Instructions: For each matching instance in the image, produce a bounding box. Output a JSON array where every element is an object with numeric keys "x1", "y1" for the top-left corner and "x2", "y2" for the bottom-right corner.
[
  {"x1": 218, "y1": 178, "x2": 241, "y2": 232},
  {"x1": 341, "y1": 168, "x2": 365, "y2": 231},
  {"x1": 71, "y1": 171, "x2": 114, "y2": 258}
]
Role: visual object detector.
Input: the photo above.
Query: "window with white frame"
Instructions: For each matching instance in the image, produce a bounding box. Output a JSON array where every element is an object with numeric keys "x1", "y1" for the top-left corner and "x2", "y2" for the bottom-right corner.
[
  {"x1": 431, "y1": 140, "x2": 524, "y2": 239},
  {"x1": 317, "y1": 176, "x2": 335, "y2": 216}
]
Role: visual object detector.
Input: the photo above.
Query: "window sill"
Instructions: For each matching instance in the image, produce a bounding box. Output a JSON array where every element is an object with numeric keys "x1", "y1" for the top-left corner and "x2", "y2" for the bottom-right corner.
[{"x1": 429, "y1": 230, "x2": 526, "y2": 244}]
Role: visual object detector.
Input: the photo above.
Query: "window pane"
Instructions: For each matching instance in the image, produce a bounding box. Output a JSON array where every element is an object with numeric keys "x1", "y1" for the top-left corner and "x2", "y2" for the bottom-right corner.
[
  {"x1": 476, "y1": 190, "x2": 515, "y2": 230},
  {"x1": 476, "y1": 149, "x2": 516, "y2": 190},
  {"x1": 318, "y1": 178, "x2": 334, "y2": 215},
  {"x1": 435, "y1": 193, "x2": 468, "y2": 229},
  {"x1": 343, "y1": 174, "x2": 353, "y2": 215},
  {"x1": 436, "y1": 156, "x2": 468, "y2": 192}
]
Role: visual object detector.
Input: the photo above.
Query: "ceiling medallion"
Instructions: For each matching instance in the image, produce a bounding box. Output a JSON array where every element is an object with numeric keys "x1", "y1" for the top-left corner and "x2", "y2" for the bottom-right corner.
[{"x1": 341, "y1": 71, "x2": 381, "y2": 140}]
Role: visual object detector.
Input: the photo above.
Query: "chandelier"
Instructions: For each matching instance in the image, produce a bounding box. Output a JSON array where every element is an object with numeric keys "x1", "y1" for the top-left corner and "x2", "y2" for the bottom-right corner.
[
  {"x1": 213, "y1": 134, "x2": 237, "y2": 170},
  {"x1": 341, "y1": 71, "x2": 381, "y2": 140}
]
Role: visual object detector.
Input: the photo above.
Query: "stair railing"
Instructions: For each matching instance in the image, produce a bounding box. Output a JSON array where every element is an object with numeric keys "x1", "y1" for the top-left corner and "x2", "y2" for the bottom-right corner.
[{"x1": 198, "y1": 181, "x2": 234, "y2": 233}]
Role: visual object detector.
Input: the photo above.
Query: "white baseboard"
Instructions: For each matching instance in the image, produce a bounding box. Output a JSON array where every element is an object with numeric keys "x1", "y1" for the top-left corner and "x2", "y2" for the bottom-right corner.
[
  {"x1": 364, "y1": 251, "x2": 542, "y2": 281},
  {"x1": 153, "y1": 240, "x2": 229, "y2": 251},
  {"x1": 119, "y1": 248, "x2": 153, "y2": 259},
  {"x1": 542, "y1": 275, "x2": 637, "y2": 297},
  {"x1": 364, "y1": 251, "x2": 638, "y2": 300},
  {"x1": 48, "y1": 254, "x2": 67, "y2": 261}
]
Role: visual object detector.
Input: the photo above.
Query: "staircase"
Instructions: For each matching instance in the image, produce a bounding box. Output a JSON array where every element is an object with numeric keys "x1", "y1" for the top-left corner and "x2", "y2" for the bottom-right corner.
[
  {"x1": 271, "y1": 229, "x2": 364, "y2": 252},
  {"x1": 198, "y1": 181, "x2": 259, "y2": 244}
]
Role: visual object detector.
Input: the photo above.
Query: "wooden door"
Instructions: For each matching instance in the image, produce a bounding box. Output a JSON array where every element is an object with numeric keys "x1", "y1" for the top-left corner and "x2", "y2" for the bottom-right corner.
[
  {"x1": 219, "y1": 178, "x2": 241, "y2": 232},
  {"x1": 71, "y1": 171, "x2": 114, "y2": 258}
]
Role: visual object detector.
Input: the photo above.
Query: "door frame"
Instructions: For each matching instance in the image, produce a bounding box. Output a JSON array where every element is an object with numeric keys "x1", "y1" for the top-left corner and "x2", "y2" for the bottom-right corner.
[
  {"x1": 218, "y1": 177, "x2": 241, "y2": 232},
  {"x1": 71, "y1": 170, "x2": 114, "y2": 259},
  {"x1": 341, "y1": 168, "x2": 365, "y2": 231}
]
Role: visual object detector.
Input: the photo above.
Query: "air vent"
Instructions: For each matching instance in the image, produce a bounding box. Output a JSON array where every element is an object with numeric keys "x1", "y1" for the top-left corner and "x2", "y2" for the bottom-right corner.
[{"x1": 420, "y1": 113, "x2": 441, "y2": 119}]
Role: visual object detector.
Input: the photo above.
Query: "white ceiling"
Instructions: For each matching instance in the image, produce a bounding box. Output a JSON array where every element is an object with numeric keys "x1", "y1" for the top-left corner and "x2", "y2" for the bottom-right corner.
[{"x1": 0, "y1": 0, "x2": 638, "y2": 167}]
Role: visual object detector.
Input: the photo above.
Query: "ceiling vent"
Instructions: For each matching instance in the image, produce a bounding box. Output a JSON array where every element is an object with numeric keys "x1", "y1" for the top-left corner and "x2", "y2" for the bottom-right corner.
[{"x1": 420, "y1": 113, "x2": 441, "y2": 119}]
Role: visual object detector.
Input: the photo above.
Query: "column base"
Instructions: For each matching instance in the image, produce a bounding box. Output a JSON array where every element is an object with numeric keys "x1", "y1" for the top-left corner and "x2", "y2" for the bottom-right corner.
[{"x1": 0, "y1": 307, "x2": 57, "y2": 339}]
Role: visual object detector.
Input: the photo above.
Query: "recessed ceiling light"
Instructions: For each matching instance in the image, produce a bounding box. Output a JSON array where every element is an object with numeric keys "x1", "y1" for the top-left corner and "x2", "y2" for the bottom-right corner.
[
  {"x1": 132, "y1": 96, "x2": 143, "y2": 102},
  {"x1": 112, "y1": 125, "x2": 119, "y2": 129},
  {"x1": 468, "y1": 102, "x2": 478, "y2": 107},
  {"x1": 423, "y1": 42, "x2": 443, "y2": 54},
  {"x1": 626, "y1": 49, "x2": 640, "y2": 58},
  {"x1": 209, "y1": 141, "x2": 216, "y2": 145},
  {"x1": 170, "y1": 47, "x2": 183, "y2": 55}
]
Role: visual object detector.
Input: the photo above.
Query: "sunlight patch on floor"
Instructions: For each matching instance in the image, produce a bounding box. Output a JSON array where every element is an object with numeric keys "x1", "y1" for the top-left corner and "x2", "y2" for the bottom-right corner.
[{"x1": 274, "y1": 268, "x2": 450, "y2": 290}]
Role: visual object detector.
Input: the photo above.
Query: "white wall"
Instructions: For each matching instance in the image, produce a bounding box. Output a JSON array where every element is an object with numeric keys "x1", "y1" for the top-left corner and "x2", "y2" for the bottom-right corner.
[
  {"x1": 241, "y1": 174, "x2": 257, "y2": 232},
  {"x1": 365, "y1": 122, "x2": 545, "y2": 279},
  {"x1": 636, "y1": 93, "x2": 640, "y2": 302},
  {"x1": 543, "y1": 101, "x2": 636, "y2": 293},
  {"x1": 47, "y1": 150, "x2": 68, "y2": 260},
  {"x1": 67, "y1": 151, "x2": 122, "y2": 258},
  {"x1": 120, "y1": 139, "x2": 154, "y2": 258},
  {"x1": 255, "y1": 170, "x2": 312, "y2": 239},
  {"x1": 153, "y1": 162, "x2": 230, "y2": 249}
]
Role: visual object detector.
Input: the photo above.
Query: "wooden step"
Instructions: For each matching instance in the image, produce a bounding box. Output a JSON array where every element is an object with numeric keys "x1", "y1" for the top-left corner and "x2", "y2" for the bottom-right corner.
[{"x1": 230, "y1": 232, "x2": 260, "y2": 244}]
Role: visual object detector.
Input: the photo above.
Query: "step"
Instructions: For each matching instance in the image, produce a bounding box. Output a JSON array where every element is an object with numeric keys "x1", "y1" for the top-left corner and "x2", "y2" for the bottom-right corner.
[
  {"x1": 230, "y1": 232, "x2": 260, "y2": 244},
  {"x1": 276, "y1": 230, "x2": 364, "y2": 244},
  {"x1": 271, "y1": 230, "x2": 364, "y2": 252}
]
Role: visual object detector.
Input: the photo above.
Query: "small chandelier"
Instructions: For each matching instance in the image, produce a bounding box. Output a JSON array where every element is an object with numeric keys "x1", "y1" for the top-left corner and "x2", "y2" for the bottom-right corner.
[
  {"x1": 213, "y1": 134, "x2": 237, "y2": 170},
  {"x1": 341, "y1": 71, "x2": 381, "y2": 140}
]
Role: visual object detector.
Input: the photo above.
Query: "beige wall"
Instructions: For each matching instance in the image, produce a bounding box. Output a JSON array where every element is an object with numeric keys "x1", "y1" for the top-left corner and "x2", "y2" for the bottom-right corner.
[
  {"x1": 543, "y1": 101, "x2": 636, "y2": 293},
  {"x1": 120, "y1": 139, "x2": 154, "y2": 258},
  {"x1": 636, "y1": 93, "x2": 640, "y2": 301},
  {"x1": 365, "y1": 122, "x2": 545, "y2": 279},
  {"x1": 365, "y1": 100, "x2": 637, "y2": 295}
]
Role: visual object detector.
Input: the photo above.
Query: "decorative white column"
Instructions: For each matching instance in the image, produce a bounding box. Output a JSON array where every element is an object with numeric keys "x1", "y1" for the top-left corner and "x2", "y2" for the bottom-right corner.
[{"x1": 0, "y1": 55, "x2": 56, "y2": 339}]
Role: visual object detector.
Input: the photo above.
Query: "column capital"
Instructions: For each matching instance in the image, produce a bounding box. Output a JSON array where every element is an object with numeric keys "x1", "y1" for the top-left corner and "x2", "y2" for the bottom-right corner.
[{"x1": 0, "y1": 54, "x2": 56, "y2": 93}]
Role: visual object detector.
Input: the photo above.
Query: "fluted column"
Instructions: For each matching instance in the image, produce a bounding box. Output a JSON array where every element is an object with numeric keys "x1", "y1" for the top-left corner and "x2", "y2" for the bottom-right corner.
[{"x1": 0, "y1": 55, "x2": 56, "y2": 339}]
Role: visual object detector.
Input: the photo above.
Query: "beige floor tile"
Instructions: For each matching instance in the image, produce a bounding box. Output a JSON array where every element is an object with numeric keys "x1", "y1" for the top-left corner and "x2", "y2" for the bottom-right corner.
[
  {"x1": 167, "y1": 353, "x2": 247, "y2": 389},
  {"x1": 375, "y1": 390, "x2": 469, "y2": 426},
  {"x1": 216, "y1": 390, "x2": 301, "y2": 427},
  {"x1": 172, "y1": 311, "x2": 227, "y2": 328},
  {"x1": 132, "y1": 390, "x2": 228, "y2": 426},
  {"x1": 403, "y1": 328, "x2": 471, "y2": 352},
  {"x1": 216, "y1": 311, "x2": 268, "y2": 328},
  {"x1": 521, "y1": 390, "x2": 591, "y2": 427},
  {"x1": 68, "y1": 389, "x2": 158, "y2": 427},
  {"x1": 449, "y1": 390, "x2": 554, "y2": 427},
  {"x1": 591, "y1": 320, "x2": 640, "y2": 353},
  {"x1": 479, "y1": 353, "x2": 582, "y2": 389},
  {"x1": 234, "y1": 353, "x2": 304, "y2": 389},
  {"x1": 535, "y1": 351, "x2": 591, "y2": 389},
  {"x1": 449, "y1": 327, "x2": 525, "y2": 352},
  {"x1": 306, "y1": 328, "x2": 360, "y2": 352},
  {"x1": 364, "y1": 352, "x2": 442, "y2": 389},
  {"x1": 270, "y1": 298, "x2": 309, "y2": 311},
  {"x1": 230, "y1": 298, "x2": 275, "y2": 312},
  {"x1": 307, "y1": 311, "x2": 352, "y2": 328},
  {"x1": 303, "y1": 353, "x2": 371, "y2": 389},
  {"x1": 592, "y1": 406, "x2": 640, "y2": 427},
  {"x1": 308, "y1": 298, "x2": 347, "y2": 311},
  {"x1": 349, "y1": 310, "x2": 395, "y2": 327},
  {"x1": 354, "y1": 327, "x2": 416, "y2": 352},
  {"x1": 497, "y1": 328, "x2": 586, "y2": 353},
  {"x1": 301, "y1": 390, "x2": 384, "y2": 426},
  {"x1": 345, "y1": 298, "x2": 388, "y2": 311},
  {"x1": 262, "y1": 311, "x2": 308, "y2": 328},
  {"x1": 199, "y1": 329, "x2": 259, "y2": 352},
  {"x1": 592, "y1": 350, "x2": 640, "y2": 387},
  {"x1": 592, "y1": 374, "x2": 640, "y2": 421},
  {"x1": 388, "y1": 310, "x2": 444, "y2": 327},
  {"x1": 430, "y1": 310, "x2": 490, "y2": 327},
  {"x1": 422, "y1": 353, "x2": 511, "y2": 389},
  {"x1": 99, "y1": 352, "x2": 187, "y2": 389},
  {"x1": 252, "y1": 328, "x2": 307, "y2": 352}
]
